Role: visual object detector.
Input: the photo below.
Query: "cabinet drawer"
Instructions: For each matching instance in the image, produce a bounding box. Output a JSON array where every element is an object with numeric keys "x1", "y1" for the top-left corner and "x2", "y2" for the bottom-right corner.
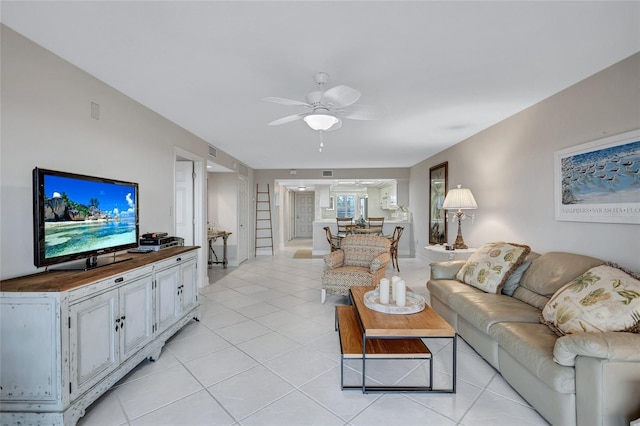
[
  {"x1": 69, "y1": 265, "x2": 153, "y2": 303},
  {"x1": 153, "y1": 251, "x2": 197, "y2": 272}
]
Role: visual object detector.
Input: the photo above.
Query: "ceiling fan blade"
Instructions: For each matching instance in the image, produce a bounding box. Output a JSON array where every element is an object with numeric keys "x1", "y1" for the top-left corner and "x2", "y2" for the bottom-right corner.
[
  {"x1": 320, "y1": 85, "x2": 361, "y2": 108},
  {"x1": 267, "y1": 113, "x2": 307, "y2": 126},
  {"x1": 340, "y1": 104, "x2": 385, "y2": 120},
  {"x1": 262, "y1": 97, "x2": 312, "y2": 108}
]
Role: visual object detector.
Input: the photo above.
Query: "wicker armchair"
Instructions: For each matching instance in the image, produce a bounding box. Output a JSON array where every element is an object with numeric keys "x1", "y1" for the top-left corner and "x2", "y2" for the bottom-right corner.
[{"x1": 321, "y1": 235, "x2": 391, "y2": 303}]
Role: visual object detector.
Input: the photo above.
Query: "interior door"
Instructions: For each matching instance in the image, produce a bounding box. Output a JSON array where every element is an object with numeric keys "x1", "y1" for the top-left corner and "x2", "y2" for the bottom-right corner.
[
  {"x1": 237, "y1": 176, "x2": 248, "y2": 263},
  {"x1": 175, "y1": 161, "x2": 194, "y2": 245},
  {"x1": 294, "y1": 193, "x2": 314, "y2": 238}
]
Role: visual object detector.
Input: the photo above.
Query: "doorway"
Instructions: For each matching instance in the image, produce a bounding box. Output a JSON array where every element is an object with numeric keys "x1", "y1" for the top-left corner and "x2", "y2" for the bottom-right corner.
[
  {"x1": 294, "y1": 192, "x2": 314, "y2": 238},
  {"x1": 174, "y1": 148, "x2": 205, "y2": 288},
  {"x1": 175, "y1": 160, "x2": 194, "y2": 245}
]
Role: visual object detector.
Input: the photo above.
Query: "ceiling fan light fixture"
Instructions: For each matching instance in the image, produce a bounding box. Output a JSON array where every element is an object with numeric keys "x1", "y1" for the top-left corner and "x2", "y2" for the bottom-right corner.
[{"x1": 303, "y1": 113, "x2": 339, "y2": 131}]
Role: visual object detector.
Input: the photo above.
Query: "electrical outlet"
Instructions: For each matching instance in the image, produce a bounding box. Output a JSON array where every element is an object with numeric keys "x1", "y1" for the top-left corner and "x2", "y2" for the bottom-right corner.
[{"x1": 90, "y1": 102, "x2": 100, "y2": 120}]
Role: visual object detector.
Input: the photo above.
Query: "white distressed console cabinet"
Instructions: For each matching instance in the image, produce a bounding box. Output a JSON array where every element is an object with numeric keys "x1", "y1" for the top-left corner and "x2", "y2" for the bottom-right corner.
[{"x1": 0, "y1": 246, "x2": 200, "y2": 426}]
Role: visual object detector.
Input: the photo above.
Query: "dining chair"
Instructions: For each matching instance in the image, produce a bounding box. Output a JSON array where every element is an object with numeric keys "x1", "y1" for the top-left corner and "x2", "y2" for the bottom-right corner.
[
  {"x1": 389, "y1": 226, "x2": 404, "y2": 272},
  {"x1": 367, "y1": 217, "x2": 385, "y2": 235},
  {"x1": 336, "y1": 217, "x2": 354, "y2": 238},
  {"x1": 323, "y1": 226, "x2": 340, "y2": 252}
]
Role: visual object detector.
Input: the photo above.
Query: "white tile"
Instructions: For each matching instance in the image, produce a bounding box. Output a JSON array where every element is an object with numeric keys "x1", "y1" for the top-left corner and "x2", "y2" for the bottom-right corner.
[
  {"x1": 405, "y1": 379, "x2": 483, "y2": 422},
  {"x1": 240, "y1": 390, "x2": 344, "y2": 426},
  {"x1": 200, "y1": 309, "x2": 249, "y2": 330},
  {"x1": 264, "y1": 346, "x2": 338, "y2": 386},
  {"x1": 115, "y1": 365, "x2": 202, "y2": 420},
  {"x1": 116, "y1": 348, "x2": 180, "y2": 386},
  {"x1": 214, "y1": 319, "x2": 272, "y2": 345},
  {"x1": 460, "y1": 390, "x2": 549, "y2": 426},
  {"x1": 186, "y1": 346, "x2": 259, "y2": 387},
  {"x1": 77, "y1": 389, "x2": 127, "y2": 426},
  {"x1": 233, "y1": 301, "x2": 281, "y2": 319},
  {"x1": 350, "y1": 394, "x2": 456, "y2": 426},
  {"x1": 236, "y1": 331, "x2": 301, "y2": 362},
  {"x1": 166, "y1": 329, "x2": 231, "y2": 362},
  {"x1": 300, "y1": 366, "x2": 380, "y2": 421},
  {"x1": 207, "y1": 365, "x2": 294, "y2": 420},
  {"x1": 130, "y1": 390, "x2": 235, "y2": 426}
]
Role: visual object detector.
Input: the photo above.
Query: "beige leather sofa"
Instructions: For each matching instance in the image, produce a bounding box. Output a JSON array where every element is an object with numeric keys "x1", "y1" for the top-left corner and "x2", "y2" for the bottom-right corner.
[{"x1": 427, "y1": 251, "x2": 640, "y2": 426}]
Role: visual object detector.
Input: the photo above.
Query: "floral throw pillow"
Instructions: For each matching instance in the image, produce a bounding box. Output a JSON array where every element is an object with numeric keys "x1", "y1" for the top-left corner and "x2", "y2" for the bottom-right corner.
[
  {"x1": 541, "y1": 265, "x2": 640, "y2": 335},
  {"x1": 456, "y1": 242, "x2": 531, "y2": 293}
]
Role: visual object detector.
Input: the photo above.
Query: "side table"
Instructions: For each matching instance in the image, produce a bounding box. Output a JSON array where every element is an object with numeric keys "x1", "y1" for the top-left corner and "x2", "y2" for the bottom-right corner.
[
  {"x1": 424, "y1": 245, "x2": 476, "y2": 261},
  {"x1": 208, "y1": 231, "x2": 232, "y2": 268}
]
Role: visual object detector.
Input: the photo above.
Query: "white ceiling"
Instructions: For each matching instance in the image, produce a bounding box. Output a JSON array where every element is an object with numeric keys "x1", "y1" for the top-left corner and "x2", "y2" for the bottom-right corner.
[{"x1": 2, "y1": 1, "x2": 639, "y2": 170}]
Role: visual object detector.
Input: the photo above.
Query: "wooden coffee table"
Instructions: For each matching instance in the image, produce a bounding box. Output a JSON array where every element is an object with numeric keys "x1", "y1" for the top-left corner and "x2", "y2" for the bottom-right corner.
[{"x1": 335, "y1": 286, "x2": 457, "y2": 393}]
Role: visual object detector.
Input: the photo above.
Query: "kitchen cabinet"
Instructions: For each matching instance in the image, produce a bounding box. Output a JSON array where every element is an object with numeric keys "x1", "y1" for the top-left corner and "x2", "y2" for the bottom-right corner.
[
  {"x1": 0, "y1": 247, "x2": 199, "y2": 426},
  {"x1": 380, "y1": 181, "x2": 398, "y2": 209}
]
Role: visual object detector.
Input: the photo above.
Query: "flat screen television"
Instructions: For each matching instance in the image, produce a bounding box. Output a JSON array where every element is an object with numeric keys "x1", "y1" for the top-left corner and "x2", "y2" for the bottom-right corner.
[{"x1": 33, "y1": 167, "x2": 139, "y2": 270}]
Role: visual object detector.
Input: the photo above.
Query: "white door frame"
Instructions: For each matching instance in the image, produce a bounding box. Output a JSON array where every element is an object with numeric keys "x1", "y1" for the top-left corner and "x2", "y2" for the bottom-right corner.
[{"x1": 174, "y1": 147, "x2": 206, "y2": 289}]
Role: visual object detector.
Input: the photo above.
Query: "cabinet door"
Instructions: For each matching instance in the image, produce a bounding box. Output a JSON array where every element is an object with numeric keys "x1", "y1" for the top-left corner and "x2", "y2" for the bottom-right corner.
[
  {"x1": 155, "y1": 266, "x2": 180, "y2": 335},
  {"x1": 119, "y1": 275, "x2": 154, "y2": 359},
  {"x1": 179, "y1": 258, "x2": 198, "y2": 313},
  {"x1": 69, "y1": 289, "x2": 118, "y2": 399},
  {"x1": 0, "y1": 296, "x2": 60, "y2": 402}
]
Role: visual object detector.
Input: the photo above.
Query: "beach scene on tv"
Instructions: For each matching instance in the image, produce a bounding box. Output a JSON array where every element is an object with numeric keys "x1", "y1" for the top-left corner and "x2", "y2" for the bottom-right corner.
[{"x1": 43, "y1": 175, "x2": 137, "y2": 259}]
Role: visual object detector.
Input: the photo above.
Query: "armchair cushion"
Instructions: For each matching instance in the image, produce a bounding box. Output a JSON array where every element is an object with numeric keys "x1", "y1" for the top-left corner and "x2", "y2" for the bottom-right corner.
[{"x1": 324, "y1": 250, "x2": 345, "y2": 269}]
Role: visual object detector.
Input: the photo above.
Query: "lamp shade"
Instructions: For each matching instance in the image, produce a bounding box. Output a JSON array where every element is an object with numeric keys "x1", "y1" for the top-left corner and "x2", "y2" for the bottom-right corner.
[
  {"x1": 442, "y1": 185, "x2": 477, "y2": 210},
  {"x1": 303, "y1": 113, "x2": 339, "y2": 131}
]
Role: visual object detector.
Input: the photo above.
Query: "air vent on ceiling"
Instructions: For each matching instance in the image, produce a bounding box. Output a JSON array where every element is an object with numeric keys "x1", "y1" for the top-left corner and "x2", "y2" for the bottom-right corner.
[
  {"x1": 322, "y1": 170, "x2": 333, "y2": 177},
  {"x1": 208, "y1": 145, "x2": 217, "y2": 158},
  {"x1": 238, "y1": 163, "x2": 249, "y2": 177}
]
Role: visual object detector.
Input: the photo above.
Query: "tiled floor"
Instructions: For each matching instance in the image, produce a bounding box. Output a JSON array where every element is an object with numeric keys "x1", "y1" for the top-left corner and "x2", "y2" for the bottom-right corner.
[{"x1": 78, "y1": 240, "x2": 549, "y2": 426}]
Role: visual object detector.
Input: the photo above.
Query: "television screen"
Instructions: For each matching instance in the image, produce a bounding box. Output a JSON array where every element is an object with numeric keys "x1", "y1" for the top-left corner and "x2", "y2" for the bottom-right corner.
[{"x1": 33, "y1": 168, "x2": 139, "y2": 268}]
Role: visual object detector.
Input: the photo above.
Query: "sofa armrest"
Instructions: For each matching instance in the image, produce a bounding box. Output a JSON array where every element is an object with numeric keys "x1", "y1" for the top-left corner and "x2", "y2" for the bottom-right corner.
[
  {"x1": 553, "y1": 332, "x2": 640, "y2": 366},
  {"x1": 324, "y1": 250, "x2": 345, "y2": 269},
  {"x1": 429, "y1": 260, "x2": 466, "y2": 280},
  {"x1": 370, "y1": 252, "x2": 391, "y2": 274}
]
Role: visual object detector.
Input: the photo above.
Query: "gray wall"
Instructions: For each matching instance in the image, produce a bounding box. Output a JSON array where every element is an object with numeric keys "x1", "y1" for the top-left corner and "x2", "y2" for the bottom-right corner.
[
  {"x1": 0, "y1": 25, "x2": 212, "y2": 280},
  {"x1": 411, "y1": 53, "x2": 640, "y2": 270}
]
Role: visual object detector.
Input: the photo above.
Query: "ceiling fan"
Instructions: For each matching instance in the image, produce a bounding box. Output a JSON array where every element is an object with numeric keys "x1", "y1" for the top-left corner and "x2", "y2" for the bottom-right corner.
[{"x1": 263, "y1": 72, "x2": 384, "y2": 131}]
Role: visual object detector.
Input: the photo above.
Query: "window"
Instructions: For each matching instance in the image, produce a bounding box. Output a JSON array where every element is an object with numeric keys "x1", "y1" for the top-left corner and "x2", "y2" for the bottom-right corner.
[{"x1": 336, "y1": 194, "x2": 356, "y2": 218}]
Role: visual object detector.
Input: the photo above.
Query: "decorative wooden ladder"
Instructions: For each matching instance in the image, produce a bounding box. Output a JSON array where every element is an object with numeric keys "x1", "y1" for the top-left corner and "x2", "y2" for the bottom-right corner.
[{"x1": 255, "y1": 184, "x2": 274, "y2": 256}]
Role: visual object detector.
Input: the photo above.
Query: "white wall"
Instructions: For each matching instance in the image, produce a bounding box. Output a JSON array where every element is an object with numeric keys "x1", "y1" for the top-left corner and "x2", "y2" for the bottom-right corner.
[
  {"x1": 0, "y1": 25, "x2": 212, "y2": 280},
  {"x1": 411, "y1": 53, "x2": 640, "y2": 270}
]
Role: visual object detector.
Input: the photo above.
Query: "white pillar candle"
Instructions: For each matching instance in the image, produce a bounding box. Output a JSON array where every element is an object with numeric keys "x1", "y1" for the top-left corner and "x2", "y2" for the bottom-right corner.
[
  {"x1": 396, "y1": 280, "x2": 406, "y2": 307},
  {"x1": 379, "y1": 278, "x2": 390, "y2": 304},
  {"x1": 391, "y1": 276, "x2": 401, "y2": 301}
]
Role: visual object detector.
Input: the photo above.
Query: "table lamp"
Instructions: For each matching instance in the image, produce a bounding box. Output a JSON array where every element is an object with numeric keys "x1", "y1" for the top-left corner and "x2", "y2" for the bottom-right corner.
[{"x1": 442, "y1": 185, "x2": 477, "y2": 249}]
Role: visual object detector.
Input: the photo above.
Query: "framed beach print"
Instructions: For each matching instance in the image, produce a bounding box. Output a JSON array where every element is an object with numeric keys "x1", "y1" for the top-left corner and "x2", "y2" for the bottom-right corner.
[
  {"x1": 555, "y1": 129, "x2": 640, "y2": 224},
  {"x1": 429, "y1": 162, "x2": 448, "y2": 244}
]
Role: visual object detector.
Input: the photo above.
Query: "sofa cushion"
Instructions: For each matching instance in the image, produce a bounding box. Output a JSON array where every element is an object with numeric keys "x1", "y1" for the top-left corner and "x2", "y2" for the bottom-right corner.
[
  {"x1": 448, "y1": 293, "x2": 541, "y2": 333},
  {"x1": 489, "y1": 322, "x2": 575, "y2": 394},
  {"x1": 456, "y1": 242, "x2": 530, "y2": 293},
  {"x1": 501, "y1": 252, "x2": 540, "y2": 296},
  {"x1": 519, "y1": 252, "x2": 603, "y2": 298},
  {"x1": 541, "y1": 265, "x2": 640, "y2": 335},
  {"x1": 427, "y1": 279, "x2": 482, "y2": 305},
  {"x1": 512, "y1": 286, "x2": 550, "y2": 310}
]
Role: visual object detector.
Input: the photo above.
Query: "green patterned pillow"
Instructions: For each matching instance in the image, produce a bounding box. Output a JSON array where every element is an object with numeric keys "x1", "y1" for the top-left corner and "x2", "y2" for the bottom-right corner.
[
  {"x1": 542, "y1": 265, "x2": 640, "y2": 335},
  {"x1": 456, "y1": 242, "x2": 531, "y2": 293}
]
